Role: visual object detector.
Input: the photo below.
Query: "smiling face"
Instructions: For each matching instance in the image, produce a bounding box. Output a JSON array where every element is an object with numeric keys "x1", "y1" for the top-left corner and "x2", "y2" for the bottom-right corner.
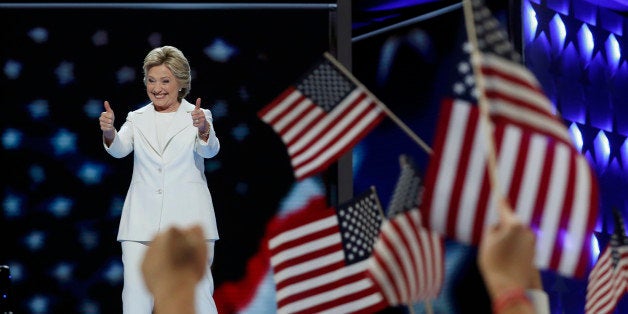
[{"x1": 146, "y1": 64, "x2": 182, "y2": 112}]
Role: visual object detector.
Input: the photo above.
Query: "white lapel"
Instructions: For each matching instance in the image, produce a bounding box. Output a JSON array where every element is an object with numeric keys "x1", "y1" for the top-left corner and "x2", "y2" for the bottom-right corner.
[
  {"x1": 134, "y1": 104, "x2": 161, "y2": 155},
  {"x1": 162, "y1": 99, "x2": 194, "y2": 151}
]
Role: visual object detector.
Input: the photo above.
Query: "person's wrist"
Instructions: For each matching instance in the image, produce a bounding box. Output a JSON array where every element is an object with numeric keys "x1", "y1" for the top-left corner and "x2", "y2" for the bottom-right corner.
[
  {"x1": 492, "y1": 286, "x2": 532, "y2": 314},
  {"x1": 152, "y1": 275, "x2": 197, "y2": 300},
  {"x1": 153, "y1": 283, "x2": 196, "y2": 314},
  {"x1": 198, "y1": 128, "x2": 210, "y2": 138}
]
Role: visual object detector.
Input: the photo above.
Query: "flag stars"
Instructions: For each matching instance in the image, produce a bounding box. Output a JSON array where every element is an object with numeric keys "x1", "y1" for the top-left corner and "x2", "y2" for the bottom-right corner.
[
  {"x1": 298, "y1": 61, "x2": 355, "y2": 112},
  {"x1": 458, "y1": 60, "x2": 471, "y2": 74},
  {"x1": 337, "y1": 188, "x2": 383, "y2": 264},
  {"x1": 454, "y1": 83, "x2": 465, "y2": 96},
  {"x1": 464, "y1": 73, "x2": 475, "y2": 86}
]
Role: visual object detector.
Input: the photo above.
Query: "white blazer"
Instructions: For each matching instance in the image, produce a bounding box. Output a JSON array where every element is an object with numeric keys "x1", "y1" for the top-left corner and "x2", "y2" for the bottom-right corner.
[{"x1": 104, "y1": 99, "x2": 220, "y2": 242}]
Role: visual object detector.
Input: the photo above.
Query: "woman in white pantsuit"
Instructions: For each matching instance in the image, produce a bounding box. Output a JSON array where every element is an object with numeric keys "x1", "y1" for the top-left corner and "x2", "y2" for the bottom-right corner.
[{"x1": 98, "y1": 45, "x2": 220, "y2": 314}]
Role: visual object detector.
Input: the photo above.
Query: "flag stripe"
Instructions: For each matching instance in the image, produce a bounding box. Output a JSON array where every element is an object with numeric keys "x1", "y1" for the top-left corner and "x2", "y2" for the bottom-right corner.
[
  {"x1": 268, "y1": 215, "x2": 337, "y2": 250},
  {"x1": 275, "y1": 259, "x2": 366, "y2": 301},
  {"x1": 278, "y1": 265, "x2": 367, "y2": 308},
  {"x1": 289, "y1": 90, "x2": 368, "y2": 156},
  {"x1": 293, "y1": 99, "x2": 385, "y2": 179},
  {"x1": 367, "y1": 208, "x2": 444, "y2": 305},
  {"x1": 453, "y1": 103, "x2": 486, "y2": 241}
]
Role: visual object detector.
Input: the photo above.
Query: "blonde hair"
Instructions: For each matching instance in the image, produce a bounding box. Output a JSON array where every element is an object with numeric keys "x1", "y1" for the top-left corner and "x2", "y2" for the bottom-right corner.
[{"x1": 143, "y1": 46, "x2": 191, "y2": 102}]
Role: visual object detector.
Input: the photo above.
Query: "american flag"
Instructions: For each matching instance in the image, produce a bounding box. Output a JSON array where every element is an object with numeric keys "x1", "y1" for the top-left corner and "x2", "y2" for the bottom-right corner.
[
  {"x1": 366, "y1": 208, "x2": 445, "y2": 305},
  {"x1": 258, "y1": 53, "x2": 386, "y2": 181},
  {"x1": 420, "y1": 0, "x2": 599, "y2": 278},
  {"x1": 586, "y1": 209, "x2": 628, "y2": 314},
  {"x1": 386, "y1": 154, "x2": 424, "y2": 218},
  {"x1": 267, "y1": 187, "x2": 388, "y2": 313}
]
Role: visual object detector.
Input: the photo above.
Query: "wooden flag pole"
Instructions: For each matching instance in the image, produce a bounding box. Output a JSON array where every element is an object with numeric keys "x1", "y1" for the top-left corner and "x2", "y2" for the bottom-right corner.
[
  {"x1": 324, "y1": 52, "x2": 433, "y2": 155},
  {"x1": 461, "y1": 0, "x2": 503, "y2": 204}
]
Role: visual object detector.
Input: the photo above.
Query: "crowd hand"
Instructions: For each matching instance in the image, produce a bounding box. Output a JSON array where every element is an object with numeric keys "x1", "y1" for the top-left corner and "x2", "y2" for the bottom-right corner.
[
  {"x1": 141, "y1": 225, "x2": 208, "y2": 296},
  {"x1": 99, "y1": 101, "x2": 116, "y2": 141},
  {"x1": 191, "y1": 98, "x2": 209, "y2": 135},
  {"x1": 478, "y1": 199, "x2": 537, "y2": 297}
]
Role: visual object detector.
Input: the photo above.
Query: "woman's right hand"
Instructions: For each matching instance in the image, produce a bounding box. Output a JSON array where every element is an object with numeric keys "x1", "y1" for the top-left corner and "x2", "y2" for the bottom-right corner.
[{"x1": 100, "y1": 101, "x2": 116, "y2": 141}]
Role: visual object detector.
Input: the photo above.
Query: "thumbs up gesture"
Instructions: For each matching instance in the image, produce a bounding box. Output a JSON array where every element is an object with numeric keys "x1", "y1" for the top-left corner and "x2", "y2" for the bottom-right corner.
[
  {"x1": 100, "y1": 101, "x2": 116, "y2": 140},
  {"x1": 191, "y1": 98, "x2": 209, "y2": 138}
]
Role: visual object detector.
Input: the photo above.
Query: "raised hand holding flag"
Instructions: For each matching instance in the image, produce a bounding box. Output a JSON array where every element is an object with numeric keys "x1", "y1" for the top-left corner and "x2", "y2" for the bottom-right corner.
[{"x1": 420, "y1": 0, "x2": 599, "y2": 279}]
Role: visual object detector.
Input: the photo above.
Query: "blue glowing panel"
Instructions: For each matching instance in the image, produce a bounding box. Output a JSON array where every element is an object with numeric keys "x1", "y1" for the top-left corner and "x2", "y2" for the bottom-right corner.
[
  {"x1": 569, "y1": 122, "x2": 584, "y2": 151},
  {"x1": 606, "y1": 34, "x2": 621, "y2": 69},
  {"x1": 523, "y1": 1, "x2": 538, "y2": 45},
  {"x1": 593, "y1": 131, "x2": 610, "y2": 169},
  {"x1": 579, "y1": 24, "x2": 594, "y2": 61},
  {"x1": 550, "y1": 14, "x2": 567, "y2": 52}
]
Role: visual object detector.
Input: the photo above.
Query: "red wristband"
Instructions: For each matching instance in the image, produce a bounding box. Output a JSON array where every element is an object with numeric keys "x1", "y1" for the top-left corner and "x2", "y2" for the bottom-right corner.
[{"x1": 492, "y1": 287, "x2": 532, "y2": 313}]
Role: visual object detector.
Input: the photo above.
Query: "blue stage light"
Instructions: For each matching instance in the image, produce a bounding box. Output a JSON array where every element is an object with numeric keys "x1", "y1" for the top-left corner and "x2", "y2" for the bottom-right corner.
[
  {"x1": 83, "y1": 99, "x2": 104, "y2": 119},
  {"x1": 29, "y1": 165, "x2": 45, "y2": 184},
  {"x1": 594, "y1": 129, "x2": 610, "y2": 168},
  {"x1": 569, "y1": 122, "x2": 583, "y2": 151},
  {"x1": 550, "y1": 14, "x2": 566, "y2": 53},
  {"x1": 54, "y1": 61, "x2": 75, "y2": 85},
  {"x1": 51, "y1": 262, "x2": 74, "y2": 283},
  {"x1": 607, "y1": 33, "x2": 621, "y2": 69},
  {"x1": 79, "y1": 229, "x2": 99, "y2": 250},
  {"x1": 1, "y1": 128, "x2": 23, "y2": 150},
  {"x1": 48, "y1": 196, "x2": 73, "y2": 218},
  {"x1": 579, "y1": 24, "x2": 594, "y2": 61},
  {"x1": 50, "y1": 129, "x2": 78, "y2": 155},
  {"x1": 27, "y1": 27, "x2": 48, "y2": 44},
  {"x1": 3, "y1": 59, "x2": 22, "y2": 79},
  {"x1": 103, "y1": 261, "x2": 123, "y2": 285},
  {"x1": 27, "y1": 99, "x2": 49, "y2": 120},
  {"x1": 524, "y1": 1, "x2": 538, "y2": 44},
  {"x1": 211, "y1": 99, "x2": 228, "y2": 119},
  {"x1": 3, "y1": 194, "x2": 24, "y2": 219},
  {"x1": 204, "y1": 38, "x2": 237, "y2": 63},
  {"x1": 115, "y1": 66, "x2": 135, "y2": 84},
  {"x1": 231, "y1": 123, "x2": 250, "y2": 142},
  {"x1": 27, "y1": 294, "x2": 50, "y2": 314},
  {"x1": 106, "y1": 196, "x2": 124, "y2": 219},
  {"x1": 24, "y1": 231, "x2": 46, "y2": 251},
  {"x1": 591, "y1": 233, "x2": 600, "y2": 261},
  {"x1": 91, "y1": 30, "x2": 108, "y2": 47},
  {"x1": 78, "y1": 162, "x2": 105, "y2": 185}
]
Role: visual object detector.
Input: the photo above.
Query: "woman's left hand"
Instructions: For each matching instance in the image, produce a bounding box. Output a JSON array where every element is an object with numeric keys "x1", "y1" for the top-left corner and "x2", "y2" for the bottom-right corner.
[{"x1": 191, "y1": 98, "x2": 209, "y2": 134}]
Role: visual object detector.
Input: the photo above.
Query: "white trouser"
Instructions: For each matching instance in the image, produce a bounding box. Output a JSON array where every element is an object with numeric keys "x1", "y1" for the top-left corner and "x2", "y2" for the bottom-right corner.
[{"x1": 121, "y1": 240, "x2": 218, "y2": 314}]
